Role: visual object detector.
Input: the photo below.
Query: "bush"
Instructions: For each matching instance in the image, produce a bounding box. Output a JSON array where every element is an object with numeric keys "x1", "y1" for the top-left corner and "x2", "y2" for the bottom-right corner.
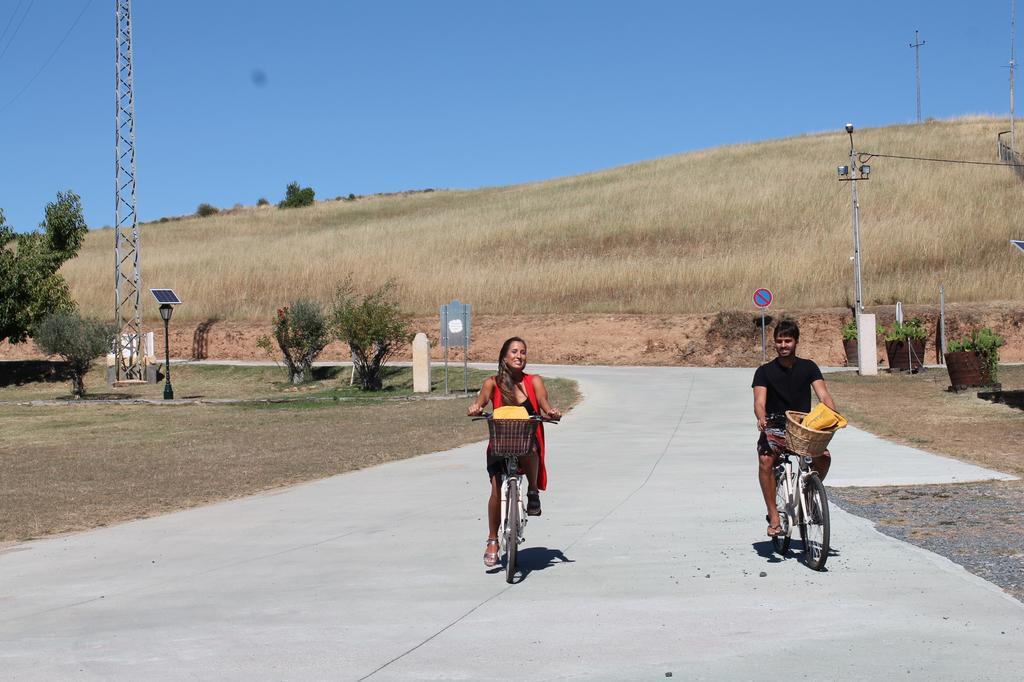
[
  {"x1": 256, "y1": 197, "x2": 270, "y2": 207},
  {"x1": 33, "y1": 311, "x2": 117, "y2": 398},
  {"x1": 277, "y1": 181, "x2": 315, "y2": 209},
  {"x1": 884, "y1": 317, "x2": 927, "y2": 342},
  {"x1": 196, "y1": 203, "x2": 219, "y2": 217},
  {"x1": 842, "y1": 319, "x2": 884, "y2": 340},
  {"x1": 331, "y1": 279, "x2": 411, "y2": 391},
  {"x1": 256, "y1": 299, "x2": 330, "y2": 384},
  {"x1": 947, "y1": 327, "x2": 1005, "y2": 383}
]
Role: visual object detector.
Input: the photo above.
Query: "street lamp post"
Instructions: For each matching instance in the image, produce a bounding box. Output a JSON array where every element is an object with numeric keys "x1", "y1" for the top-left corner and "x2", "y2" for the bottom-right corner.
[
  {"x1": 159, "y1": 303, "x2": 174, "y2": 400},
  {"x1": 837, "y1": 124, "x2": 874, "y2": 375}
]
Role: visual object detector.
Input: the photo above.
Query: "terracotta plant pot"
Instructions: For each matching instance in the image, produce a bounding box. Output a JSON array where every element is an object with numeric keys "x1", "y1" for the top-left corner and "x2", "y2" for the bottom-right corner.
[
  {"x1": 944, "y1": 350, "x2": 991, "y2": 390},
  {"x1": 885, "y1": 339, "x2": 926, "y2": 371},
  {"x1": 842, "y1": 338, "x2": 858, "y2": 367}
]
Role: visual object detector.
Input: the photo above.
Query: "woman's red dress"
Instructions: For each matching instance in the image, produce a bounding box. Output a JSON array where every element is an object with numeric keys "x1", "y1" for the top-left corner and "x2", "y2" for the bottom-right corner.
[{"x1": 491, "y1": 373, "x2": 547, "y2": 490}]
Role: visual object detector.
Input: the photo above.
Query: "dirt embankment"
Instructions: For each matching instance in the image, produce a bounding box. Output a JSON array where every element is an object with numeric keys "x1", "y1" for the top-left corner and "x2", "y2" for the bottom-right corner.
[{"x1": 3, "y1": 303, "x2": 1023, "y2": 367}]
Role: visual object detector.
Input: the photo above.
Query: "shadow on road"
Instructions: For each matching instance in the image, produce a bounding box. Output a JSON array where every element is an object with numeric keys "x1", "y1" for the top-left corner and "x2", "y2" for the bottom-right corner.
[{"x1": 493, "y1": 547, "x2": 573, "y2": 583}]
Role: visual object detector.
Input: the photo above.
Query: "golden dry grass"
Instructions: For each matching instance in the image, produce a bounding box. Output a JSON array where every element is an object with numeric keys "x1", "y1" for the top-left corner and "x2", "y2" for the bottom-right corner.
[{"x1": 62, "y1": 116, "x2": 1024, "y2": 324}]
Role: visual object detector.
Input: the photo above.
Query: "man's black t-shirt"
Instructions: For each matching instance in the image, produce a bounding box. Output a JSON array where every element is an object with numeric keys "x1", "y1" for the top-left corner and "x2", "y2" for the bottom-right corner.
[{"x1": 751, "y1": 357, "x2": 824, "y2": 415}]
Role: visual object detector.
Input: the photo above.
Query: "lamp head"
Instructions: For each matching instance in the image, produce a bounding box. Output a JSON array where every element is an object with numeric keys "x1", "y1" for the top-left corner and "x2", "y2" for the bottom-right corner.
[
  {"x1": 844, "y1": 123, "x2": 854, "y2": 134},
  {"x1": 159, "y1": 304, "x2": 173, "y2": 322}
]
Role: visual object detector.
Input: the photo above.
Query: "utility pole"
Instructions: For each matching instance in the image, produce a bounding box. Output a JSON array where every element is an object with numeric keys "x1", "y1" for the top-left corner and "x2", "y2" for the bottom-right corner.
[
  {"x1": 114, "y1": 0, "x2": 143, "y2": 381},
  {"x1": 910, "y1": 30, "x2": 925, "y2": 123},
  {"x1": 1012, "y1": 0, "x2": 1017, "y2": 151}
]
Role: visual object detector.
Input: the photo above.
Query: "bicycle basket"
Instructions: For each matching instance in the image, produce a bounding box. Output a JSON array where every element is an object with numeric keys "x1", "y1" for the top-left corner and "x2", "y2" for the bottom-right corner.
[
  {"x1": 487, "y1": 418, "x2": 537, "y2": 459},
  {"x1": 784, "y1": 410, "x2": 835, "y2": 458}
]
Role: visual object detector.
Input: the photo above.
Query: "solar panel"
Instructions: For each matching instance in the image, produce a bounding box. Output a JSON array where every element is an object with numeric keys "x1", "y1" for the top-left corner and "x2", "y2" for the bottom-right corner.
[
  {"x1": 1012, "y1": 240, "x2": 1024, "y2": 253},
  {"x1": 150, "y1": 289, "x2": 181, "y2": 305}
]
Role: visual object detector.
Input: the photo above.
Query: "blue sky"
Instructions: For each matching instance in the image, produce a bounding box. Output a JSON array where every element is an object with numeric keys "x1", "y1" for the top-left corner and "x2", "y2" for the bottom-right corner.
[{"x1": 0, "y1": 1, "x2": 1018, "y2": 231}]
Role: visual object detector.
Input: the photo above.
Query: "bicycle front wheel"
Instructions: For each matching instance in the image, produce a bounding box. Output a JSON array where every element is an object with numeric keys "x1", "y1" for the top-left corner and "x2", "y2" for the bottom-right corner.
[
  {"x1": 772, "y1": 468, "x2": 791, "y2": 555},
  {"x1": 505, "y1": 478, "x2": 520, "y2": 584},
  {"x1": 800, "y1": 473, "x2": 831, "y2": 571}
]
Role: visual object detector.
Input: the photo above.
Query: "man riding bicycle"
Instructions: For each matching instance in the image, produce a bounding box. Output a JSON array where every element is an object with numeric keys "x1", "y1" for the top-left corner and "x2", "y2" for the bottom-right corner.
[{"x1": 752, "y1": 319, "x2": 838, "y2": 538}]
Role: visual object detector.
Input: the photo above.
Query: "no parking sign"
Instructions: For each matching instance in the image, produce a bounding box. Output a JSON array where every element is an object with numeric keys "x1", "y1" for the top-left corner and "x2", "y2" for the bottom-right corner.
[{"x1": 754, "y1": 287, "x2": 773, "y2": 362}]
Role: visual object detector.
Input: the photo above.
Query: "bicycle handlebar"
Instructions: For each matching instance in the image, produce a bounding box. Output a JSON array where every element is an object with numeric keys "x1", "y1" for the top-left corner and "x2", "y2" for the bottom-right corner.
[{"x1": 470, "y1": 412, "x2": 560, "y2": 424}]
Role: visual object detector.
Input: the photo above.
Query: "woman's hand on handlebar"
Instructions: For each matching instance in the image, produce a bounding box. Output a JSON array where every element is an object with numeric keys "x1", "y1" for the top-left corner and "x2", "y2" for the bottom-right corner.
[
  {"x1": 543, "y1": 407, "x2": 561, "y2": 421},
  {"x1": 467, "y1": 403, "x2": 485, "y2": 417}
]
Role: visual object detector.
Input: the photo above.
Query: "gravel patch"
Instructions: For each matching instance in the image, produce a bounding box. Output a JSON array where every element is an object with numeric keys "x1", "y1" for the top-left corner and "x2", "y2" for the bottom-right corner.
[{"x1": 829, "y1": 480, "x2": 1024, "y2": 602}]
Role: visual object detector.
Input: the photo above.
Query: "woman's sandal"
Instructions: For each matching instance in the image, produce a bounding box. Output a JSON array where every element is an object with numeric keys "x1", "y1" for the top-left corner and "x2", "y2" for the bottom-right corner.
[
  {"x1": 483, "y1": 538, "x2": 499, "y2": 567},
  {"x1": 765, "y1": 515, "x2": 783, "y2": 537}
]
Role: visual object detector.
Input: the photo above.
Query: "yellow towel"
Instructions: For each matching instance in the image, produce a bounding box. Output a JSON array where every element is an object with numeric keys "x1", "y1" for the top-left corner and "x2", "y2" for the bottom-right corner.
[
  {"x1": 802, "y1": 403, "x2": 848, "y2": 431},
  {"x1": 493, "y1": 405, "x2": 530, "y2": 420}
]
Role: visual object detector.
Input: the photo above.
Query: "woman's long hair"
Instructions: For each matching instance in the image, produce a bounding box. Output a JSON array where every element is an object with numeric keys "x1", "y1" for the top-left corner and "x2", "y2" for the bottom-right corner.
[{"x1": 496, "y1": 336, "x2": 527, "y2": 406}]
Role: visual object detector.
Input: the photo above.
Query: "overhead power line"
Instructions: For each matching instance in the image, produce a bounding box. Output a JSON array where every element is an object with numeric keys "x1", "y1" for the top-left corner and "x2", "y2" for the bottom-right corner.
[
  {"x1": 859, "y1": 151, "x2": 1024, "y2": 168},
  {"x1": 0, "y1": 0, "x2": 34, "y2": 64},
  {"x1": 0, "y1": 0, "x2": 93, "y2": 114}
]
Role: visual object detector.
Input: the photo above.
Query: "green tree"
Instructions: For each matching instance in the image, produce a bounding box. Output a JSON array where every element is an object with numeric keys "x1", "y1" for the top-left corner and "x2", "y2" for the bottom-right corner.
[
  {"x1": 33, "y1": 311, "x2": 117, "y2": 398},
  {"x1": 0, "y1": 191, "x2": 89, "y2": 344},
  {"x1": 256, "y1": 299, "x2": 331, "y2": 384},
  {"x1": 196, "y1": 203, "x2": 219, "y2": 217},
  {"x1": 277, "y1": 181, "x2": 315, "y2": 209},
  {"x1": 331, "y1": 279, "x2": 411, "y2": 391}
]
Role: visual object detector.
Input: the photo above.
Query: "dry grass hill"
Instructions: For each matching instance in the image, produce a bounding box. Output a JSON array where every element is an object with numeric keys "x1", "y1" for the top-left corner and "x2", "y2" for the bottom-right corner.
[{"x1": 64, "y1": 116, "x2": 1024, "y2": 325}]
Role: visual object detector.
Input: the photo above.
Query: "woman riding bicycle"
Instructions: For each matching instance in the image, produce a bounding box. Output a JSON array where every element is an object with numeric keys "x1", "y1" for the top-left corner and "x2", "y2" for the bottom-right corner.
[{"x1": 467, "y1": 337, "x2": 561, "y2": 567}]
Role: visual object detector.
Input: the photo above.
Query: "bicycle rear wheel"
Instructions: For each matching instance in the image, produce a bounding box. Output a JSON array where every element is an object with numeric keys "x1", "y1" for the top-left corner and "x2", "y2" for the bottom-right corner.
[
  {"x1": 772, "y1": 468, "x2": 791, "y2": 555},
  {"x1": 800, "y1": 473, "x2": 830, "y2": 570},
  {"x1": 505, "y1": 477, "x2": 520, "y2": 583}
]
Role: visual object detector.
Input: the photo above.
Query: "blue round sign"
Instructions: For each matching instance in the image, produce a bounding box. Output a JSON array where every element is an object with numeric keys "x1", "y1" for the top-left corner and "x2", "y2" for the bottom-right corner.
[{"x1": 753, "y1": 288, "x2": 773, "y2": 308}]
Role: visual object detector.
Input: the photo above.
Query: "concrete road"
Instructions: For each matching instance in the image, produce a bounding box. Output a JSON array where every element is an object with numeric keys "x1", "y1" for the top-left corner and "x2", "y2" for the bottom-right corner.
[{"x1": 0, "y1": 366, "x2": 1020, "y2": 680}]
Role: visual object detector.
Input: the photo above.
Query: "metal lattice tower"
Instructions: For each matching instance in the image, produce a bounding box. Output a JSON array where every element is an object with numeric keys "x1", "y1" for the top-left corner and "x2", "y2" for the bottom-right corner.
[{"x1": 115, "y1": 0, "x2": 142, "y2": 381}]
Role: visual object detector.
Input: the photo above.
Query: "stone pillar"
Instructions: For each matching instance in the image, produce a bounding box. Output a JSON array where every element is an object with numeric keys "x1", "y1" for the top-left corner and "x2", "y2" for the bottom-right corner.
[
  {"x1": 412, "y1": 332, "x2": 431, "y2": 393},
  {"x1": 856, "y1": 313, "x2": 878, "y2": 376}
]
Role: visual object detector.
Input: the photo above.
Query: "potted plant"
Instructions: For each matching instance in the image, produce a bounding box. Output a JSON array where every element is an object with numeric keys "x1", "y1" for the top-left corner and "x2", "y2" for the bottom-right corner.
[
  {"x1": 841, "y1": 319, "x2": 884, "y2": 367},
  {"x1": 884, "y1": 317, "x2": 927, "y2": 371},
  {"x1": 944, "y1": 327, "x2": 1005, "y2": 390}
]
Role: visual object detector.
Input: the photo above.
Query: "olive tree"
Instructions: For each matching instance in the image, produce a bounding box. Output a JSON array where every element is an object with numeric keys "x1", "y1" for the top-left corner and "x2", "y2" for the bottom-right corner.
[
  {"x1": 256, "y1": 299, "x2": 331, "y2": 384},
  {"x1": 331, "y1": 280, "x2": 411, "y2": 391},
  {"x1": 33, "y1": 311, "x2": 117, "y2": 398}
]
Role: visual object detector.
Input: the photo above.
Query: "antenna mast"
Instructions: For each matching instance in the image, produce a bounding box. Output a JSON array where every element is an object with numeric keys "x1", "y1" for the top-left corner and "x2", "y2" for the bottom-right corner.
[
  {"x1": 114, "y1": 0, "x2": 142, "y2": 381},
  {"x1": 910, "y1": 30, "x2": 925, "y2": 123}
]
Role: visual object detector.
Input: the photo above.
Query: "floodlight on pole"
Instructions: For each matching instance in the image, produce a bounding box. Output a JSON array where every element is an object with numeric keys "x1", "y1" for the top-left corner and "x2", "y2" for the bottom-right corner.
[{"x1": 837, "y1": 124, "x2": 868, "y2": 313}]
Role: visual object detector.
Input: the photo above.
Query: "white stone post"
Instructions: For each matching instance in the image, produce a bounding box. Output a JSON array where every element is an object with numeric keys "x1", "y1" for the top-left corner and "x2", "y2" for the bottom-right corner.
[
  {"x1": 412, "y1": 332, "x2": 431, "y2": 393},
  {"x1": 856, "y1": 313, "x2": 878, "y2": 376}
]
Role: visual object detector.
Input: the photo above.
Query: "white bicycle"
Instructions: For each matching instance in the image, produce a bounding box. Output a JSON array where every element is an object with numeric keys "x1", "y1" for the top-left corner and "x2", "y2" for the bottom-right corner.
[
  {"x1": 772, "y1": 449, "x2": 831, "y2": 571},
  {"x1": 474, "y1": 414, "x2": 558, "y2": 583}
]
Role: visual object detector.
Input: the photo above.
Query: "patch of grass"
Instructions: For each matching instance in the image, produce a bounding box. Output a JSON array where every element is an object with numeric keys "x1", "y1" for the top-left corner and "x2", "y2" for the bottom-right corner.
[
  {"x1": 0, "y1": 368, "x2": 579, "y2": 542},
  {"x1": 827, "y1": 364, "x2": 1024, "y2": 477}
]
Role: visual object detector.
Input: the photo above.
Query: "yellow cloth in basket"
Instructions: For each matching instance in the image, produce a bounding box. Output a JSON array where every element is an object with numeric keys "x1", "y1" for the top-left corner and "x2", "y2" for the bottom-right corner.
[
  {"x1": 801, "y1": 403, "x2": 848, "y2": 431},
  {"x1": 493, "y1": 405, "x2": 530, "y2": 420}
]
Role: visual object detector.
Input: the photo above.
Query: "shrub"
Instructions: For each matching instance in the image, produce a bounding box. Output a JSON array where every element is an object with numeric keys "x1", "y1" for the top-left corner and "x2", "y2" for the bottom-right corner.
[
  {"x1": 884, "y1": 317, "x2": 927, "y2": 342},
  {"x1": 256, "y1": 300, "x2": 330, "y2": 384},
  {"x1": 33, "y1": 311, "x2": 117, "y2": 398},
  {"x1": 842, "y1": 319, "x2": 884, "y2": 340},
  {"x1": 277, "y1": 181, "x2": 315, "y2": 209},
  {"x1": 256, "y1": 197, "x2": 270, "y2": 207},
  {"x1": 947, "y1": 327, "x2": 1005, "y2": 383},
  {"x1": 331, "y1": 279, "x2": 411, "y2": 391},
  {"x1": 196, "y1": 203, "x2": 219, "y2": 217}
]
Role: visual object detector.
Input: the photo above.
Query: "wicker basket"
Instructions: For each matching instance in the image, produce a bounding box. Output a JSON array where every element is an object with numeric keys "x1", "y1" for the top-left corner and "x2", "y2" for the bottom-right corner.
[
  {"x1": 487, "y1": 418, "x2": 537, "y2": 459},
  {"x1": 784, "y1": 410, "x2": 835, "y2": 458}
]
